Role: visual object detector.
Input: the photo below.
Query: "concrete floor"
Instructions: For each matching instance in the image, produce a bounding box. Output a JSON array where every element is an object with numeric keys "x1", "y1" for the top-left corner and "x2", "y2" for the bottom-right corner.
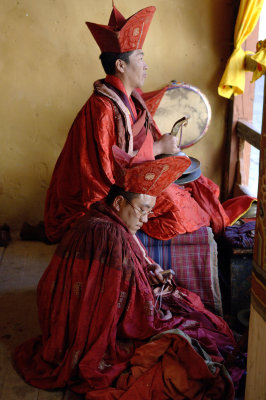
[{"x1": 0, "y1": 240, "x2": 82, "y2": 400}]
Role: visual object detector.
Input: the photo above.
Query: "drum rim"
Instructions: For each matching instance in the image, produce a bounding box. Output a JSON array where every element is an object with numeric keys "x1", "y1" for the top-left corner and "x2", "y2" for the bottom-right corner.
[
  {"x1": 175, "y1": 167, "x2": 201, "y2": 185},
  {"x1": 182, "y1": 156, "x2": 200, "y2": 175},
  {"x1": 162, "y1": 81, "x2": 212, "y2": 149}
]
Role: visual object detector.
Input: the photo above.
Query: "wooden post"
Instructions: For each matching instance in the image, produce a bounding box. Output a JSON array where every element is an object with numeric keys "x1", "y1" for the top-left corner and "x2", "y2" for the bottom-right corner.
[{"x1": 245, "y1": 70, "x2": 266, "y2": 400}]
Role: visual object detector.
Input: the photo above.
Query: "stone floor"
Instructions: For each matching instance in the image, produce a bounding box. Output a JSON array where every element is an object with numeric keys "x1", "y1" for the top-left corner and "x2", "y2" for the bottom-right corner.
[{"x1": 0, "y1": 240, "x2": 83, "y2": 400}]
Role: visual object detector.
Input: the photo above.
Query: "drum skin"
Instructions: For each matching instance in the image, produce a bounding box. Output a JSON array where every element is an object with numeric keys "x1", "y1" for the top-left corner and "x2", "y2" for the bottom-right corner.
[{"x1": 154, "y1": 82, "x2": 211, "y2": 149}]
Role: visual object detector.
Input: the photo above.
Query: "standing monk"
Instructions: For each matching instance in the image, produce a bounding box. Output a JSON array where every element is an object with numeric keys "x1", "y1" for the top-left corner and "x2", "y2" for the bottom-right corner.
[{"x1": 44, "y1": 3, "x2": 229, "y2": 243}]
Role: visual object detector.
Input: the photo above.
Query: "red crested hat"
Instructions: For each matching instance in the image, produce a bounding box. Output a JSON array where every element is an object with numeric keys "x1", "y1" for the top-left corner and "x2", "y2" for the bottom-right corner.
[
  {"x1": 86, "y1": 4, "x2": 156, "y2": 53},
  {"x1": 112, "y1": 141, "x2": 191, "y2": 196}
]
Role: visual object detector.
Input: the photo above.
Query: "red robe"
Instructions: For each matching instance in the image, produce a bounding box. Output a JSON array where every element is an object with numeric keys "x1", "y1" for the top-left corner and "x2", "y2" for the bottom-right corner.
[
  {"x1": 14, "y1": 201, "x2": 242, "y2": 399},
  {"x1": 44, "y1": 76, "x2": 229, "y2": 243}
]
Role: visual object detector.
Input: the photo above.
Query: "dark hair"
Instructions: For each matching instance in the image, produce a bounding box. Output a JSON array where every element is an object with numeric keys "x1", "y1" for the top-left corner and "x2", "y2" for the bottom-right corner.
[
  {"x1": 99, "y1": 51, "x2": 133, "y2": 75},
  {"x1": 106, "y1": 185, "x2": 140, "y2": 205}
]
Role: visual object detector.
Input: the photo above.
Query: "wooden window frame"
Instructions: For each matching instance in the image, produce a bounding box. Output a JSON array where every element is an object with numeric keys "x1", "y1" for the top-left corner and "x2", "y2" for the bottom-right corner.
[{"x1": 221, "y1": 24, "x2": 265, "y2": 200}]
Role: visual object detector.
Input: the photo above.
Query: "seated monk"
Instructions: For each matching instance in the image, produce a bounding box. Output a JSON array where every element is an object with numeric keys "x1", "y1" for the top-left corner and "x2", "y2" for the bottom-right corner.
[
  {"x1": 14, "y1": 143, "x2": 244, "y2": 400},
  {"x1": 44, "y1": 3, "x2": 229, "y2": 244}
]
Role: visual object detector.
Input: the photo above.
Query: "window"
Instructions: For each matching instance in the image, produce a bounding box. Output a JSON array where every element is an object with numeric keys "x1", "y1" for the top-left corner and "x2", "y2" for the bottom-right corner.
[
  {"x1": 248, "y1": 5, "x2": 266, "y2": 197},
  {"x1": 229, "y1": 4, "x2": 265, "y2": 200},
  {"x1": 249, "y1": 74, "x2": 264, "y2": 196}
]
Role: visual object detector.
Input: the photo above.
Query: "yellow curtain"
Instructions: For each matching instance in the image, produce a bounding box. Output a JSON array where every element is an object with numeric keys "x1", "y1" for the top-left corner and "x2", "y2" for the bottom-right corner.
[
  {"x1": 251, "y1": 39, "x2": 266, "y2": 81},
  {"x1": 218, "y1": 0, "x2": 264, "y2": 99}
]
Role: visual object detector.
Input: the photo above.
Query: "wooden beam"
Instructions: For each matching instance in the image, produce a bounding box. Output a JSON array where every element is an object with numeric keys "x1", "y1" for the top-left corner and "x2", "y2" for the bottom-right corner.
[
  {"x1": 245, "y1": 54, "x2": 257, "y2": 72},
  {"x1": 236, "y1": 120, "x2": 261, "y2": 149}
]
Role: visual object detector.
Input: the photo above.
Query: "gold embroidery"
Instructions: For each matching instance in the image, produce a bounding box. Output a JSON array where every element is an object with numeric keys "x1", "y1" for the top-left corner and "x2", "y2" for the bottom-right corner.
[
  {"x1": 118, "y1": 291, "x2": 127, "y2": 308},
  {"x1": 145, "y1": 172, "x2": 155, "y2": 181},
  {"x1": 73, "y1": 281, "x2": 82, "y2": 297},
  {"x1": 133, "y1": 27, "x2": 140, "y2": 37},
  {"x1": 143, "y1": 300, "x2": 154, "y2": 317},
  {"x1": 146, "y1": 164, "x2": 170, "y2": 194},
  {"x1": 98, "y1": 359, "x2": 112, "y2": 371}
]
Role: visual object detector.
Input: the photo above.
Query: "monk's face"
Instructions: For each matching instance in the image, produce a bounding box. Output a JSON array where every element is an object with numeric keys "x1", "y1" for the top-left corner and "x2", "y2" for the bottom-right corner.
[
  {"x1": 124, "y1": 49, "x2": 148, "y2": 90},
  {"x1": 115, "y1": 193, "x2": 156, "y2": 235}
]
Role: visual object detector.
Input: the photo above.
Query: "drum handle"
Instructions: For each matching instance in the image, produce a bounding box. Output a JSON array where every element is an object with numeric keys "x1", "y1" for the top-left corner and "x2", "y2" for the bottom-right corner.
[{"x1": 170, "y1": 115, "x2": 190, "y2": 147}]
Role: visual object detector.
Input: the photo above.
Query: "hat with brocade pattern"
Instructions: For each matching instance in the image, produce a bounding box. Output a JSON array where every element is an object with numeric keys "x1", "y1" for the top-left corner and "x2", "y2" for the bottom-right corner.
[
  {"x1": 86, "y1": 3, "x2": 156, "y2": 53},
  {"x1": 112, "y1": 140, "x2": 191, "y2": 196}
]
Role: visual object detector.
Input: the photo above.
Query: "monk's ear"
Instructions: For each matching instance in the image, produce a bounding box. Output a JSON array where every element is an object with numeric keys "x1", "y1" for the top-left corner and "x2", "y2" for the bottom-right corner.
[
  {"x1": 115, "y1": 59, "x2": 126, "y2": 74},
  {"x1": 113, "y1": 195, "x2": 125, "y2": 211}
]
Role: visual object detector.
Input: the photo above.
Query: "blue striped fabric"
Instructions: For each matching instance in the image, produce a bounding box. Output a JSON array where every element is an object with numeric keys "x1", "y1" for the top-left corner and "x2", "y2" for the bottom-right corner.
[
  {"x1": 136, "y1": 228, "x2": 222, "y2": 315},
  {"x1": 136, "y1": 232, "x2": 172, "y2": 270}
]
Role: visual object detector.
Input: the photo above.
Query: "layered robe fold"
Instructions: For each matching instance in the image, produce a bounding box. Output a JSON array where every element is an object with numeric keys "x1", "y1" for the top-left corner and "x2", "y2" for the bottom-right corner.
[
  {"x1": 14, "y1": 201, "x2": 242, "y2": 399},
  {"x1": 44, "y1": 77, "x2": 229, "y2": 243}
]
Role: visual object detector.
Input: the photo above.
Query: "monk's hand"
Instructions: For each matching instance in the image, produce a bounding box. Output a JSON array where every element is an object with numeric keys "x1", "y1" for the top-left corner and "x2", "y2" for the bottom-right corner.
[
  {"x1": 153, "y1": 134, "x2": 180, "y2": 156},
  {"x1": 147, "y1": 263, "x2": 165, "y2": 285}
]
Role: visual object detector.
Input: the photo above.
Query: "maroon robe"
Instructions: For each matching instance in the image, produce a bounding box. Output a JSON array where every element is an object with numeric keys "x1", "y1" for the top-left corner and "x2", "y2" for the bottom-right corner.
[{"x1": 14, "y1": 201, "x2": 243, "y2": 398}]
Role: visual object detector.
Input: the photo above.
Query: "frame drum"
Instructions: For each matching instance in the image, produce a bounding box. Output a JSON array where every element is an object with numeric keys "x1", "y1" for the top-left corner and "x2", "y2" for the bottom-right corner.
[{"x1": 153, "y1": 81, "x2": 211, "y2": 149}]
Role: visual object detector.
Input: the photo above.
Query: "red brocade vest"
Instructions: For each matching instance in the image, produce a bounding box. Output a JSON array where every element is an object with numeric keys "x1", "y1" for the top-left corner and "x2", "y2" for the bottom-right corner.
[{"x1": 44, "y1": 77, "x2": 229, "y2": 243}]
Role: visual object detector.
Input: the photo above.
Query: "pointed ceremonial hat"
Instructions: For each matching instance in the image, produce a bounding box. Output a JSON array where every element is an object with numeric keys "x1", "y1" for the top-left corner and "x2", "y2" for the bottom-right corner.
[
  {"x1": 112, "y1": 139, "x2": 191, "y2": 196},
  {"x1": 86, "y1": 3, "x2": 156, "y2": 53}
]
